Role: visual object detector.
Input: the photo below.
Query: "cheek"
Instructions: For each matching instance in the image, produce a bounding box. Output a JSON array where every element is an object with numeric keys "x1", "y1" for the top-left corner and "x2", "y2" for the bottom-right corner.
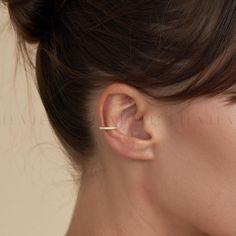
[
  {"x1": 174, "y1": 98, "x2": 236, "y2": 177},
  {"x1": 151, "y1": 98, "x2": 236, "y2": 235}
]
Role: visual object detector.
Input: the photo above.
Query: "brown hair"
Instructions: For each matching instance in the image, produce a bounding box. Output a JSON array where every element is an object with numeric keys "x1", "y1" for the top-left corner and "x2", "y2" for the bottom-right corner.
[{"x1": 2, "y1": 0, "x2": 236, "y2": 178}]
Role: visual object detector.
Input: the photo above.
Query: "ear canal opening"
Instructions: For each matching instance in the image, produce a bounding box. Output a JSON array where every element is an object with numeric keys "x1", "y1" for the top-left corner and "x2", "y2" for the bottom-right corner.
[{"x1": 119, "y1": 104, "x2": 151, "y2": 140}]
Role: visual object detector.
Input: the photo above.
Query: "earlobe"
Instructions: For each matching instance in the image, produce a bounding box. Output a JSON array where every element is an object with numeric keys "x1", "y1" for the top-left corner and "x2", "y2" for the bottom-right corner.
[{"x1": 96, "y1": 83, "x2": 157, "y2": 161}]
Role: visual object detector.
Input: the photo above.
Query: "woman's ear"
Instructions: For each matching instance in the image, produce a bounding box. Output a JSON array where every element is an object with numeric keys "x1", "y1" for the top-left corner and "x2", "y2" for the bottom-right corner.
[{"x1": 95, "y1": 83, "x2": 161, "y2": 161}]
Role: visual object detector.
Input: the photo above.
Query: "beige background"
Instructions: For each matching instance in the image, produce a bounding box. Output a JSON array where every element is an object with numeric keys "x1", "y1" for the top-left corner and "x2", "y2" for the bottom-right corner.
[{"x1": 0, "y1": 5, "x2": 78, "y2": 236}]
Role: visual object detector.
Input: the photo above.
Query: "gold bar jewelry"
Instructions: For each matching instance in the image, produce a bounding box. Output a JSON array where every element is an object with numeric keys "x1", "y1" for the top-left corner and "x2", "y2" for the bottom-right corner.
[{"x1": 98, "y1": 126, "x2": 118, "y2": 130}]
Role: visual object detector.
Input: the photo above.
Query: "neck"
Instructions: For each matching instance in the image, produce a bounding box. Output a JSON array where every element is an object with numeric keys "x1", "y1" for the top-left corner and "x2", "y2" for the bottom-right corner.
[{"x1": 65, "y1": 165, "x2": 206, "y2": 236}]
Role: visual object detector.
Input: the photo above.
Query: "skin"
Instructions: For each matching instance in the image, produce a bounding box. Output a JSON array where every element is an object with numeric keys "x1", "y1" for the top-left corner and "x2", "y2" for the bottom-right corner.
[{"x1": 65, "y1": 82, "x2": 236, "y2": 236}]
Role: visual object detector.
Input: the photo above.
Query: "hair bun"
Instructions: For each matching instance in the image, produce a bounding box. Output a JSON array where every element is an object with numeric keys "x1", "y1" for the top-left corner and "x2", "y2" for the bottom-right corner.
[{"x1": 3, "y1": 0, "x2": 57, "y2": 43}]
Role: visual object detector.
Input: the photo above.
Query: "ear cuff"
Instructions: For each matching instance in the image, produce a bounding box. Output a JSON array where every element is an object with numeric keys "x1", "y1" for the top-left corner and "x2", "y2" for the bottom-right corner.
[{"x1": 98, "y1": 126, "x2": 118, "y2": 130}]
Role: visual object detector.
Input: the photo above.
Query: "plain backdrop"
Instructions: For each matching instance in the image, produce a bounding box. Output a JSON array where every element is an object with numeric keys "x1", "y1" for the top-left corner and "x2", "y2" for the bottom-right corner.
[{"x1": 0, "y1": 5, "x2": 79, "y2": 236}]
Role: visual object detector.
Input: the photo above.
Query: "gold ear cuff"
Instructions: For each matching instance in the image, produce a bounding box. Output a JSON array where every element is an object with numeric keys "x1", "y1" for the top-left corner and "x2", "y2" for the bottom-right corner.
[{"x1": 98, "y1": 126, "x2": 118, "y2": 130}]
